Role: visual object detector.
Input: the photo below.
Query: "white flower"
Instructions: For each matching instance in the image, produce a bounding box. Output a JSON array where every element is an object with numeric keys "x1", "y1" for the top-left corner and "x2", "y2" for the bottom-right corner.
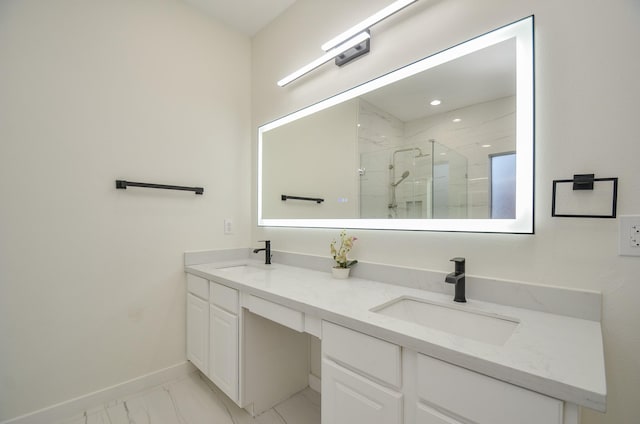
[{"x1": 330, "y1": 230, "x2": 358, "y2": 268}]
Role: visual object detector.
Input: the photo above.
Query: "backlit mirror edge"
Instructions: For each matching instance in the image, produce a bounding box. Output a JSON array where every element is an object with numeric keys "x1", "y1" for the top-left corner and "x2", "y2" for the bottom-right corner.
[{"x1": 258, "y1": 16, "x2": 534, "y2": 234}]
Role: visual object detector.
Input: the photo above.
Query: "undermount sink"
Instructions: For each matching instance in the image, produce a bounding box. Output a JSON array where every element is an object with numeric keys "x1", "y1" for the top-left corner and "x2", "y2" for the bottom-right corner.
[
  {"x1": 371, "y1": 297, "x2": 519, "y2": 345},
  {"x1": 217, "y1": 265, "x2": 250, "y2": 271},
  {"x1": 216, "y1": 263, "x2": 273, "y2": 272}
]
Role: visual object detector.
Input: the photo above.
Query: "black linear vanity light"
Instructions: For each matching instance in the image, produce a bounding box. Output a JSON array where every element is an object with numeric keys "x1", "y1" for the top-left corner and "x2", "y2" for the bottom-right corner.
[{"x1": 277, "y1": 0, "x2": 419, "y2": 87}]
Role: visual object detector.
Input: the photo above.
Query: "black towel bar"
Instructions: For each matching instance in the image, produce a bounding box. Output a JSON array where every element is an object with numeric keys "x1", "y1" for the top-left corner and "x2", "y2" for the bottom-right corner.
[
  {"x1": 116, "y1": 180, "x2": 203, "y2": 195},
  {"x1": 281, "y1": 194, "x2": 324, "y2": 204}
]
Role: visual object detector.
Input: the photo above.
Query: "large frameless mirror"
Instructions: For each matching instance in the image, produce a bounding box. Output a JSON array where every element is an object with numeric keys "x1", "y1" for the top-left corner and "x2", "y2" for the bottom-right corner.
[{"x1": 258, "y1": 17, "x2": 534, "y2": 233}]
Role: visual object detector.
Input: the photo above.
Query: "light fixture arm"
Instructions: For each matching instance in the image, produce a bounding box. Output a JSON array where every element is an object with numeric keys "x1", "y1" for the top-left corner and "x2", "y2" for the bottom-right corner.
[
  {"x1": 321, "y1": 0, "x2": 418, "y2": 51},
  {"x1": 277, "y1": 32, "x2": 371, "y2": 87},
  {"x1": 277, "y1": 0, "x2": 419, "y2": 87}
]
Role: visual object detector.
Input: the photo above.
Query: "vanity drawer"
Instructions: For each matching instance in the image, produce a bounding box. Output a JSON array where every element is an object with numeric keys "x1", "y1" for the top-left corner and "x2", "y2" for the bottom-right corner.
[
  {"x1": 187, "y1": 273, "x2": 208, "y2": 300},
  {"x1": 322, "y1": 321, "x2": 401, "y2": 388},
  {"x1": 244, "y1": 295, "x2": 304, "y2": 332},
  {"x1": 416, "y1": 353, "x2": 563, "y2": 424},
  {"x1": 209, "y1": 280, "x2": 239, "y2": 314}
]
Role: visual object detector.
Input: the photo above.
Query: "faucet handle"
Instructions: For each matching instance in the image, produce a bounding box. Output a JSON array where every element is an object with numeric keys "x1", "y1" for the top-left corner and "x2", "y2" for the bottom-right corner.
[{"x1": 450, "y1": 257, "x2": 465, "y2": 274}]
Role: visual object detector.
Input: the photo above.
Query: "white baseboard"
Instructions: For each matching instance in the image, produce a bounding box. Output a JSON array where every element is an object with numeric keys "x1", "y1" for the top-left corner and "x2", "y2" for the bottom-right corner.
[
  {"x1": 308, "y1": 373, "x2": 321, "y2": 393},
  {"x1": 1, "y1": 361, "x2": 196, "y2": 424}
]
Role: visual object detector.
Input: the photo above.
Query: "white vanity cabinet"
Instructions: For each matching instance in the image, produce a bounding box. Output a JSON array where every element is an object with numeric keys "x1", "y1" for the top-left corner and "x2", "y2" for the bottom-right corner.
[
  {"x1": 323, "y1": 360, "x2": 403, "y2": 424},
  {"x1": 186, "y1": 272, "x2": 310, "y2": 416},
  {"x1": 185, "y1": 263, "x2": 598, "y2": 424},
  {"x1": 186, "y1": 274, "x2": 209, "y2": 374},
  {"x1": 322, "y1": 321, "x2": 403, "y2": 424},
  {"x1": 208, "y1": 280, "x2": 240, "y2": 402},
  {"x1": 185, "y1": 274, "x2": 240, "y2": 403},
  {"x1": 322, "y1": 321, "x2": 578, "y2": 424},
  {"x1": 414, "y1": 353, "x2": 564, "y2": 424}
]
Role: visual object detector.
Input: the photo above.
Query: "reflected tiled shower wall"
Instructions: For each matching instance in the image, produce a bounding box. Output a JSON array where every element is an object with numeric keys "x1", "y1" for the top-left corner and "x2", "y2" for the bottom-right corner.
[
  {"x1": 359, "y1": 97, "x2": 515, "y2": 219},
  {"x1": 358, "y1": 99, "x2": 404, "y2": 218}
]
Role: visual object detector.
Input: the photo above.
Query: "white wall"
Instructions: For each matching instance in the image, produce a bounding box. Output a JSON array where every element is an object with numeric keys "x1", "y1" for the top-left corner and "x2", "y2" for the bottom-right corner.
[
  {"x1": 252, "y1": 1, "x2": 640, "y2": 423},
  {"x1": 0, "y1": 0, "x2": 251, "y2": 420},
  {"x1": 262, "y1": 99, "x2": 359, "y2": 219}
]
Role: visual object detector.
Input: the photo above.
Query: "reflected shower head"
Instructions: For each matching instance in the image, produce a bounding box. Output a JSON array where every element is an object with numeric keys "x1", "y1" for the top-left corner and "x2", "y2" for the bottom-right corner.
[{"x1": 392, "y1": 170, "x2": 410, "y2": 187}]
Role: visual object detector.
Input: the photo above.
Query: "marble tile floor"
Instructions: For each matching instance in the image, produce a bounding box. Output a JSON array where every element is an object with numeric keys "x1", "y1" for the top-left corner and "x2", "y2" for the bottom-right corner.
[{"x1": 55, "y1": 372, "x2": 320, "y2": 424}]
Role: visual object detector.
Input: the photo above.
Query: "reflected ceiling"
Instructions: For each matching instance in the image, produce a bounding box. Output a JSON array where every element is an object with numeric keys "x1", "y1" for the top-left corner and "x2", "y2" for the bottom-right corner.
[{"x1": 361, "y1": 39, "x2": 516, "y2": 121}]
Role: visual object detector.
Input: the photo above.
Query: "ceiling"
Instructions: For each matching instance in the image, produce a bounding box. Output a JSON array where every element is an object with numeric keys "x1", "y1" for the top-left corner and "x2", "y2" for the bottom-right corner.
[
  {"x1": 361, "y1": 39, "x2": 516, "y2": 122},
  {"x1": 181, "y1": 0, "x2": 297, "y2": 36}
]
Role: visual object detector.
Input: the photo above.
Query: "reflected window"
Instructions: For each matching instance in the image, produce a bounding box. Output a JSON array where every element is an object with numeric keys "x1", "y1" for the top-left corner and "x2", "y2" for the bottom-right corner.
[{"x1": 490, "y1": 152, "x2": 516, "y2": 219}]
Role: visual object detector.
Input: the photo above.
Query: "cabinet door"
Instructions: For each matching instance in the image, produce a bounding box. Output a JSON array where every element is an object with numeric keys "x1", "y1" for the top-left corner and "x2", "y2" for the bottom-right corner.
[
  {"x1": 416, "y1": 354, "x2": 563, "y2": 424},
  {"x1": 186, "y1": 293, "x2": 208, "y2": 374},
  {"x1": 322, "y1": 359, "x2": 402, "y2": 424},
  {"x1": 209, "y1": 304, "x2": 238, "y2": 402},
  {"x1": 416, "y1": 402, "x2": 464, "y2": 424}
]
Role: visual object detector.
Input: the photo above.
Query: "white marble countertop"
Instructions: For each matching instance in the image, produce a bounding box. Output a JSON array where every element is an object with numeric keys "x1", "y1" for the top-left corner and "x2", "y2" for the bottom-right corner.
[{"x1": 185, "y1": 259, "x2": 606, "y2": 412}]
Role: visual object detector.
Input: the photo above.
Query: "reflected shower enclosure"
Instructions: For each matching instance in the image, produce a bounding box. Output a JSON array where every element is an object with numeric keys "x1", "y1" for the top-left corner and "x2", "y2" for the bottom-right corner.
[{"x1": 360, "y1": 140, "x2": 468, "y2": 219}]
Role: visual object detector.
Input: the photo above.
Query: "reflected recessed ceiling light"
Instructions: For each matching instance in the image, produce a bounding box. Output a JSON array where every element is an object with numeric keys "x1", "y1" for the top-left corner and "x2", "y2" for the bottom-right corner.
[
  {"x1": 430, "y1": 99, "x2": 442, "y2": 106},
  {"x1": 481, "y1": 144, "x2": 492, "y2": 148},
  {"x1": 452, "y1": 118, "x2": 462, "y2": 123}
]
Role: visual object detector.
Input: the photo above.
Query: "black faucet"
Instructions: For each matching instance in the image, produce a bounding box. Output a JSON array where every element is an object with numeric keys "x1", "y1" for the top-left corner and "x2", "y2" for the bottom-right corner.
[
  {"x1": 253, "y1": 240, "x2": 271, "y2": 265},
  {"x1": 445, "y1": 257, "x2": 466, "y2": 303}
]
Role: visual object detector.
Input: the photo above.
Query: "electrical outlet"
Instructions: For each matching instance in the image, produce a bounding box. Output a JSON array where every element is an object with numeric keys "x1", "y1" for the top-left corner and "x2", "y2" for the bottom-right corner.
[
  {"x1": 631, "y1": 225, "x2": 640, "y2": 247},
  {"x1": 224, "y1": 218, "x2": 233, "y2": 235},
  {"x1": 619, "y1": 215, "x2": 640, "y2": 256}
]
